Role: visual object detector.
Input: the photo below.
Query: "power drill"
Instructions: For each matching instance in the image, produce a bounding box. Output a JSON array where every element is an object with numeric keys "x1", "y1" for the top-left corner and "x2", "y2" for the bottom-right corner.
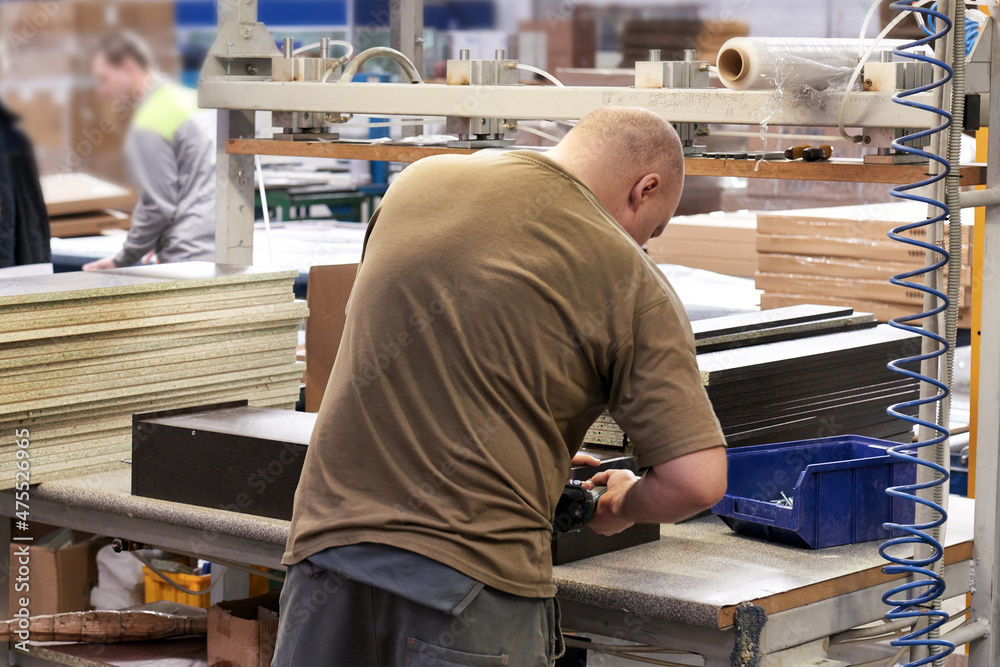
[{"x1": 553, "y1": 481, "x2": 608, "y2": 533}]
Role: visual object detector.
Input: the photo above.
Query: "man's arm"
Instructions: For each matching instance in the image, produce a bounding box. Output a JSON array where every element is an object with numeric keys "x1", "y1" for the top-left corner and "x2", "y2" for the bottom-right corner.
[
  {"x1": 583, "y1": 445, "x2": 727, "y2": 536},
  {"x1": 84, "y1": 131, "x2": 178, "y2": 270},
  {"x1": 114, "y1": 132, "x2": 179, "y2": 267}
]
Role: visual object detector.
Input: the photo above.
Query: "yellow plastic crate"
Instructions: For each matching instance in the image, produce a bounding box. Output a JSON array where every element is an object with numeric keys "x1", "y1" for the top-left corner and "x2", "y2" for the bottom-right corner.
[
  {"x1": 142, "y1": 566, "x2": 212, "y2": 609},
  {"x1": 142, "y1": 565, "x2": 271, "y2": 610}
]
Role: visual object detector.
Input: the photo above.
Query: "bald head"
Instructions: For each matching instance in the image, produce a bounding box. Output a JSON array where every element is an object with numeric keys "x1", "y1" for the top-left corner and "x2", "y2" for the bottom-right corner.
[{"x1": 547, "y1": 107, "x2": 685, "y2": 245}]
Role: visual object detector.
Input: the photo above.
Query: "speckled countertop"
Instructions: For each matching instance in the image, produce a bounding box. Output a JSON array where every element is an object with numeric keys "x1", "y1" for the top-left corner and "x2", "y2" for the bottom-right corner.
[{"x1": 21, "y1": 470, "x2": 975, "y2": 630}]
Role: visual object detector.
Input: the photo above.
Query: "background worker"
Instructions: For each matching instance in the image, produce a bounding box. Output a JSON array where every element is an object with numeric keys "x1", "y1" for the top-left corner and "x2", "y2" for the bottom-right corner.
[
  {"x1": 274, "y1": 106, "x2": 728, "y2": 667},
  {"x1": 83, "y1": 31, "x2": 215, "y2": 270},
  {"x1": 0, "y1": 41, "x2": 51, "y2": 271}
]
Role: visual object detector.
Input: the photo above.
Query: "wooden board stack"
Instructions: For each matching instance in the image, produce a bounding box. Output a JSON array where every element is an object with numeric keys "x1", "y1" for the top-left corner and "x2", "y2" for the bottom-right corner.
[
  {"x1": 0, "y1": 263, "x2": 306, "y2": 488},
  {"x1": 755, "y1": 202, "x2": 973, "y2": 327},
  {"x1": 40, "y1": 174, "x2": 135, "y2": 239},
  {"x1": 646, "y1": 212, "x2": 758, "y2": 278}
]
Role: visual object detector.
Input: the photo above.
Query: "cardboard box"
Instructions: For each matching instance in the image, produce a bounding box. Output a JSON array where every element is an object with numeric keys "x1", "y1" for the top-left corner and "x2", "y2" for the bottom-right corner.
[
  {"x1": 304, "y1": 263, "x2": 359, "y2": 412},
  {"x1": 3, "y1": 86, "x2": 131, "y2": 157},
  {"x1": 755, "y1": 272, "x2": 972, "y2": 308},
  {"x1": 757, "y1": 253, "x2": 972, "y2": 285},
  {"x1": 519, "y1": 11, "x2": 596, "y2": 70},
  {"x1": 49, "y1": 209, "x2": 130, "y2": 238},
  {"x1": 8, "y1": 529, "x2": 107, "y2": 617},
  {"x1": 756, "y1": 234, "x2": 971, "y2": 265},
  {"x1": 757, "y1": 203, "x2": 973, "y2": 244},
  {"x1": 40, "y1": 173, "x2": 135, "y2": 217},
  {"x1": 0, "y1": 0, "x2": 175, "y2": 48},
  {"x1": 646, "y1": 211, "x2": 758, "y2": 277},
  {"x1": 207, "y1": 591, "x2": 281, "y2": 667}
]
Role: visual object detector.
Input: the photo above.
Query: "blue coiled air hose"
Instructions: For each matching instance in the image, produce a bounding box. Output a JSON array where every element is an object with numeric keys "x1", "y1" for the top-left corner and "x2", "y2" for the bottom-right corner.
[{"x1": 880, "y1": 2, "x2": 956, "y2": 665}]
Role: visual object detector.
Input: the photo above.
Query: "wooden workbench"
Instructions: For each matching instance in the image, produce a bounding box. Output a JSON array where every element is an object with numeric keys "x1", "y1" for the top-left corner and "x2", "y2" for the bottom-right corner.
[{"x1": 0, "y1": 469, "x2": 976, "y2": 666}]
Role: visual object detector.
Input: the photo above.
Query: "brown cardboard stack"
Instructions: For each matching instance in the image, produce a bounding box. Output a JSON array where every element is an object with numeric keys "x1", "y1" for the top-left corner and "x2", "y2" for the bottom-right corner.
[
  {"x1": 0, "y1": 0, "x2": 179, "y2": 183},
  {"x1": 519, "y1": 8, "x2": 597, "y2": 71},
  {"x1": 756, "y1": 203, "x2": 973, "y2": 326},
  {"x1": 646, "y1": 212, "x2": 758, "y2": 278},
  {"x1": 618, "y1": 18, "x2": 748, "y2": 66},
  {"x1": 40, "y1": 173, "x2": 134, "y2": 237}
]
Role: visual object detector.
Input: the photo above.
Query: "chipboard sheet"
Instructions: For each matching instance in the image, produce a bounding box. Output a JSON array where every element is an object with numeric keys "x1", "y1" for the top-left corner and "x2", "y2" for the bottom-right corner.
[{"x1": 0, "y1": 263, "x2": 306, "y2": 487}]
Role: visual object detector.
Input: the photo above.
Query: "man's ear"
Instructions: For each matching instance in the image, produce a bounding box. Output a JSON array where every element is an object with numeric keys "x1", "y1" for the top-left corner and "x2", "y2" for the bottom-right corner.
[{"x1": 629, "y1": 174, "x2": 661, "y2": 212}]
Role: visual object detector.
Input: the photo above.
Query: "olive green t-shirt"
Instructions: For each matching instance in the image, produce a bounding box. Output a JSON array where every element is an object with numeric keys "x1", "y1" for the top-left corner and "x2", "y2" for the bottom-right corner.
[{"x1": 283, "y1": 150, "x2": 725, "y2": 598}]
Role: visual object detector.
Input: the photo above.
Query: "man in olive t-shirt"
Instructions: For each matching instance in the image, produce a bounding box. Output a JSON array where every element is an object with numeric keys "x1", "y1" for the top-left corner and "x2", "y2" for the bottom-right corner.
[{"x1": 273, "y1": 107, "x2": 728, "y2": 667}]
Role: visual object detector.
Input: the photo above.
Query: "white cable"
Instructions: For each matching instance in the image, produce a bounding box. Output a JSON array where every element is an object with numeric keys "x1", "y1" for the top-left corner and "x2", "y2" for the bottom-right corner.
[
  {"x1": 831, "y1": 618, "x2": 915, "y2": 644},
  {"x1": 255, "y1": 154, "x2": 275, "y2": 265},
  {"x1": 839, "y1": 0, "x2": 936, "y2": 142},
  {"x1": 859, "y1": 0, "x2": 887, "y2": 58},
  {"x1": 516, "y1": 125, "x2": 563, "y2": 143},
  {"x1": 294, "y1": 40, "x2": 355, "y2": 60},
  {"x1": 515, "y1": 63, "x2": 565, "y2": 87}
]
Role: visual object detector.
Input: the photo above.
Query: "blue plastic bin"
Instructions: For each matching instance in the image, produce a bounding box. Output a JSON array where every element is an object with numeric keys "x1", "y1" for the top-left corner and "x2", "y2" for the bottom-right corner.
[{"x1": 711, "y1": 435, "x2": 917, "y2": 549}]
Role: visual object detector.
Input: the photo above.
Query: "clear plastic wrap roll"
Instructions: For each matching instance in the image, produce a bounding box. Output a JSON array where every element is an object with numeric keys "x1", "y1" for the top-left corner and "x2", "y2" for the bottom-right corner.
[{"x1": 717, "y1": 38, "x2": 912, "y2": 92}]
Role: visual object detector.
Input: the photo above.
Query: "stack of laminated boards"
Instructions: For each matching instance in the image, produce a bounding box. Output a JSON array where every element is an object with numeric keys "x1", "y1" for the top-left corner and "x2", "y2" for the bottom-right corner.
[
  {"x1": 0, "y1": 263, "x2": 306, "y2": 487},
  {"x1": 755, "y1": 202, "x2": 973, "y2": 328},
  {"x1": 41, "y1": 173, "x2": 134, "y2": 238},
  {"x1": 696, "y1": 306, "x2": 921, "y2": 446},
  {"x1": 646, "y1": 212, "x2": 758, "y2": 278}
]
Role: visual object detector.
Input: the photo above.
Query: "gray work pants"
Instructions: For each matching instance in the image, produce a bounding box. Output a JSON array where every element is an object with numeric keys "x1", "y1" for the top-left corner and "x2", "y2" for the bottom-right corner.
[{"x1": 272, "y1": 560, "x2": 564, "y2": 666}]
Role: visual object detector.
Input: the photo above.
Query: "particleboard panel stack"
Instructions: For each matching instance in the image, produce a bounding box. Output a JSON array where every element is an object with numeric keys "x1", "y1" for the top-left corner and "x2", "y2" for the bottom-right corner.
[
  {"x1": 646, "y1": 212, "x2": 757, "y2": 278},
  {"x1": 756, "y1": 203, "x2": 973, "y2": 327},
  {"x1": 0, "y1": 263, "x2": 306, "y2": 487}
]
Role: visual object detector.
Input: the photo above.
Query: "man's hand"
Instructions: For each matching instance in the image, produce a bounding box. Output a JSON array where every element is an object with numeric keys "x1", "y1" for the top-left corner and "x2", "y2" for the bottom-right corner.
[
  {"x1": 83, "y1": 257, "x2": 117, "y2": 271},
  {"x1": 583, "y1": 469, "x2": 639, "y2": 536}
]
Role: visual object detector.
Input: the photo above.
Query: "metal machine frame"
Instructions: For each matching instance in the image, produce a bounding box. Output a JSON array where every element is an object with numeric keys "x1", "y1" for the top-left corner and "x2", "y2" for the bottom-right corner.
[{"x1": 196, "y1": 2, "x2": 1000, "y2": 665}]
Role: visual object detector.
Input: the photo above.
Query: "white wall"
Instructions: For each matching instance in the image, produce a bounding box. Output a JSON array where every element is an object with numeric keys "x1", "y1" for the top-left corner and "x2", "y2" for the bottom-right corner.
[{"x1": 500, "y1": 0, "x2": 880, "y2": 39}]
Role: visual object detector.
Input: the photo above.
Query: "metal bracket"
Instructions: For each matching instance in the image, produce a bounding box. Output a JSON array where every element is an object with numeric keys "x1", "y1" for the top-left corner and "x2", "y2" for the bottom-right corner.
[{"x1": 201, "y1": 19, "x2": 280, "y2": 80}]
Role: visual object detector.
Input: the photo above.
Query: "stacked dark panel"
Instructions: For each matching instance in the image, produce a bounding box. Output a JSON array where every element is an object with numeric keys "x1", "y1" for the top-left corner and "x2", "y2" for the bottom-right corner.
[{"x1": 694, "y1": 306, "x2": 919, "y2": 447}]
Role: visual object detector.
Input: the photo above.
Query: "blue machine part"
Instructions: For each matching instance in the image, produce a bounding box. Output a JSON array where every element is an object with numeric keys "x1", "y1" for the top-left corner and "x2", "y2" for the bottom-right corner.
[
  {"x1": 880, "y1": 1, "x2": 957, "y2": 664},
  {"x1": 177, "y1": 1, "x2": 349, "y2": 27},
  {"x1": 712, "y1": 436, "x2": 917, "y2": 549}
]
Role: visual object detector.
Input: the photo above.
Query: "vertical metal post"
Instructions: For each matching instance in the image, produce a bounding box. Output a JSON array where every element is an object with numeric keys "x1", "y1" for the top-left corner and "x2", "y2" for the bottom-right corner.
[
  {"x1": 391, "y1": 0, "x2": 425, "y2": 76},
  {"x1": 213, "y1": 0, "x2": 258, "y2": 266},
  {"x1": 968, "y1": 12, "x2": 1000, "y2": 667},
  {"x1": 218, "y1": 0, "x2": 259, "y2": 25},
  {"x1": 215, "y1": 110, "x2": 256, "y2": 266},
  {"x1": 391, "y1": 0, "x2": 425, "y2": 138}
]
